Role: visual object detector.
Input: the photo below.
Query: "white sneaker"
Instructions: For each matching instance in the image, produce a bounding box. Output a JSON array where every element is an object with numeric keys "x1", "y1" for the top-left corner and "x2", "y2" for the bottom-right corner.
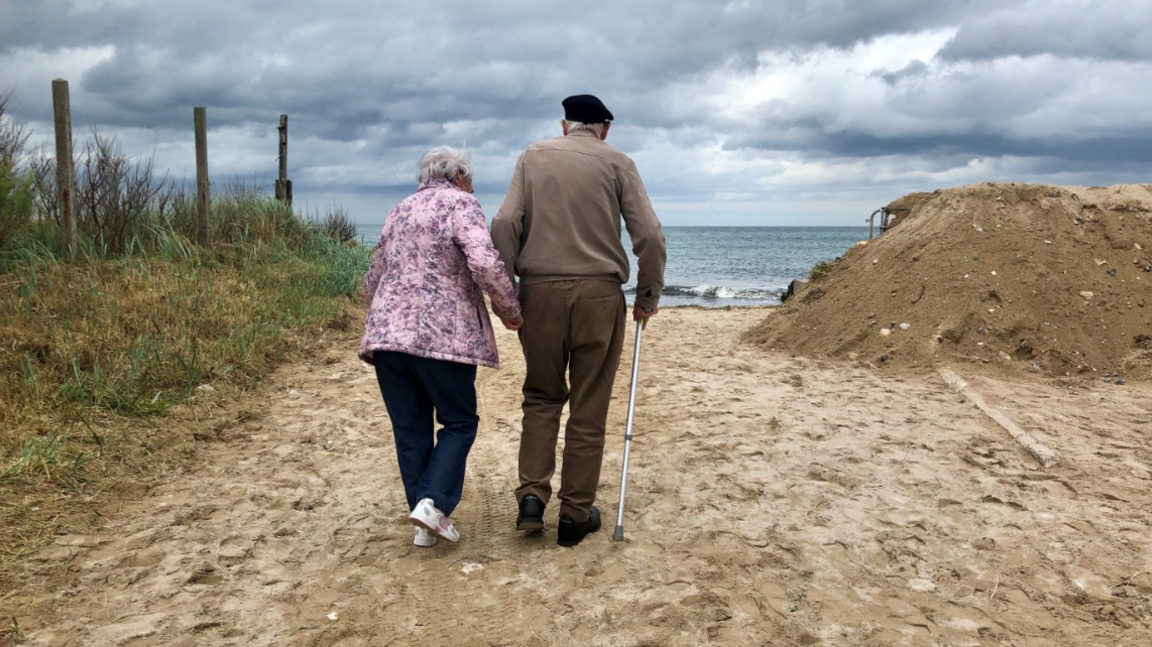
[
  {"x1": 414, "y1": 526, "x2": 437, "y2": 548},
  {"x1": 408, "y1": 498, "x2": 460, "y2": 543}
]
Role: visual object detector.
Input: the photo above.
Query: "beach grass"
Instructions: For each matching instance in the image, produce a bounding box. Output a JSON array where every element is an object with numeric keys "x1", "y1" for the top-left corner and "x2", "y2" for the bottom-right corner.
[{"x1": 0, "y1": 194, "x2": 368, "y2": 515}]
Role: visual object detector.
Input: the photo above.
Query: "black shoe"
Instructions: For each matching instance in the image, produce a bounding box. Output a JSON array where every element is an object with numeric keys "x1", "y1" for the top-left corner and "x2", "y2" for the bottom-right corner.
[
  {"x1": 516, "y1": 495, "x2": 545, "y2": 531},
  {"x1": 557, "y1": 506, "x2": 601, "y2": 547}
]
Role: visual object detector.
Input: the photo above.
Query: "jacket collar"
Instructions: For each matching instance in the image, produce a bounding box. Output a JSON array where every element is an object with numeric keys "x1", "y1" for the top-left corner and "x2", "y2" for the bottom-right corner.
[
  {"x1": 418, "y1": 177, "x2": 457, "y2": 192},
  {"x1": 566, "y1": 130, "x2": 600, "y2": 139}
]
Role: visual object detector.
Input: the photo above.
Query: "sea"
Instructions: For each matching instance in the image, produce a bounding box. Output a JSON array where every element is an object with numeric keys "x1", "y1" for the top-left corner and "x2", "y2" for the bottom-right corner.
[{"x1": 356, "y1": 225, "x2": 870, "y2": 308}]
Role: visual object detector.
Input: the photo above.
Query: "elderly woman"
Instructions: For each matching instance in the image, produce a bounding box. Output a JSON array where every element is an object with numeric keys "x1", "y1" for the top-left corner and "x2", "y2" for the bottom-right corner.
[{"x1": 360, "y1": 146, "x2": 522, "y2": 547}]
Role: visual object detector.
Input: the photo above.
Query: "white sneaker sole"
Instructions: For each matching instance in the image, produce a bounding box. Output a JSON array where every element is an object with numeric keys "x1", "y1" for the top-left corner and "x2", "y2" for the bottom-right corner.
[
  {"x1": 408, "y1": 500, "x2": 460, "y2": 543},
  {"x1": 414, "y1": 529, "x2": 437, "y2": 548}
]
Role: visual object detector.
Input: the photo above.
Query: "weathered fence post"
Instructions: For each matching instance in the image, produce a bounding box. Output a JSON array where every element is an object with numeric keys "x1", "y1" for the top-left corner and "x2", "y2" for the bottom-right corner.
[
  {"x1": 274, "y1": 114, "x2": 292, "y2": 207},
  {"x1": 193, "y1": 106, "x2": 209, "y2": 247},
  {"x1": 52, "y1": 79, "x2": 77, "y2": 260}
]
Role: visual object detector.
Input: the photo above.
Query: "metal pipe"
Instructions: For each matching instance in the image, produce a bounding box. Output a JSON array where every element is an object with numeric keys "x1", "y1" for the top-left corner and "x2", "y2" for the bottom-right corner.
[
  {"x1": 867, "y1": 209, "x2": 882, "y2": 240},
  {"x1": 613, "y1": 321, "x2": 644, "y2": 542}
]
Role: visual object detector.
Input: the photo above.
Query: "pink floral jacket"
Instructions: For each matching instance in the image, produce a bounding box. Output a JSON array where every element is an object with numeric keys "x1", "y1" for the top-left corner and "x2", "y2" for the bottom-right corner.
[{"x1": 359, "y1": 178, "x2": 521, "y2": 369}]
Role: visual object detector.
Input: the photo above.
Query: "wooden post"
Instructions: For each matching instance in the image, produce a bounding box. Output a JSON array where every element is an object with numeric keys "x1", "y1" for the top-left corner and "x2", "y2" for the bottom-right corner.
[
  {"x1": 274, "y1": 114, "x2": 292, "y2": 207},
  {"x1": 52, "y1": 79, "x2": 77, "y2": 260},
  {"x1": 194, "y1": 106, "x2": 209, "y2": 247}
]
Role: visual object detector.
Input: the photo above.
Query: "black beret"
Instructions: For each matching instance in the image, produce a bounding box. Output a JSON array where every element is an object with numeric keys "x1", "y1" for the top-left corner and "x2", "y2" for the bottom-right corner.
[{"x1": 562, "y1": 94, "x2": 614, "y2": 123}]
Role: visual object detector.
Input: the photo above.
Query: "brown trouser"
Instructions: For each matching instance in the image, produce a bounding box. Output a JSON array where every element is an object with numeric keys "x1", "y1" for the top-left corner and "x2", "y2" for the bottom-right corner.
[{"x1": 515, "y1": 279, "x2": 627, "y2": 522}]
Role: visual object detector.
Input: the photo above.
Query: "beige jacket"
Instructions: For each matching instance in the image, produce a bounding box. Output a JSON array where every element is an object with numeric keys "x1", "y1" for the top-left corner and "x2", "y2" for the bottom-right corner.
[{"x1": 491, "y1": 131, "x2": 667, "y2": 311}]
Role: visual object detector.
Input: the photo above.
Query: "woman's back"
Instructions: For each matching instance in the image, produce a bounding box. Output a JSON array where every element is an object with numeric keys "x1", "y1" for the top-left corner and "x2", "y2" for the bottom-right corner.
[{"x1": 361, "y1": 177, "x2": 518, "y2": 369}]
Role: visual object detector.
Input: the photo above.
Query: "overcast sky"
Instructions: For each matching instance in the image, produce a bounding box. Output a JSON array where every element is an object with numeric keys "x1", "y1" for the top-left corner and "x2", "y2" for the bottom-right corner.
[{"x1": 3, "y1": 0, "x2": 1151, "y2": 226}]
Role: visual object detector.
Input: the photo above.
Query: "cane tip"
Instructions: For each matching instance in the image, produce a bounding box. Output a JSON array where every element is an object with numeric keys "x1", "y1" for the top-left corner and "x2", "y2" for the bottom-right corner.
[{"x1": 612, "y1": 526, "x2": 625, "y2": 542}]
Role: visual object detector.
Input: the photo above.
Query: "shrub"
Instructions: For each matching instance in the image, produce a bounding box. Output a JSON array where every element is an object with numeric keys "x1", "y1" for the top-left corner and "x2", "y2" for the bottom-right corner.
[
  {"x1": 316, "y1": 204, "x2": 358, "y2": 244},
  {"x1": 0, "y1": 160, "x2": 34, "y2": 249},
  {"x1": 0, "y1": 90, "x2": 33, "y2": 249},
  {"x1": 75, "y1": 132, "x2": 169, "y2": 255},
  {"x1": 0, "y1": 90, "x2": 29, "y2": 166}
]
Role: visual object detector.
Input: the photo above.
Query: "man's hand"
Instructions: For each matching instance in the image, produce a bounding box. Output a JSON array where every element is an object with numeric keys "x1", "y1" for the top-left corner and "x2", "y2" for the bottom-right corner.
[
  {"x1": 501, "y1": 315, "x2": 524, "y2": 331},
  {"x1": 633, "y1": 304, "x2": 658, "y2": 328}
]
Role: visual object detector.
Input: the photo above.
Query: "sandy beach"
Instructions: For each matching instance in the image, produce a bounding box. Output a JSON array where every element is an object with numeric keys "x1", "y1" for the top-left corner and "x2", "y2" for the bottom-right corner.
[{"x1": 4, "y1": 307, "x2": 1150, "y2": 646}]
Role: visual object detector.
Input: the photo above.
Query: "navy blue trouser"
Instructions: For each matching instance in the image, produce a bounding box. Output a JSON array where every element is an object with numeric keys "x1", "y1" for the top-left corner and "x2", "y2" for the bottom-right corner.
[{"x1": 373, "y1": 351, "x2": 479, "y2": 517}]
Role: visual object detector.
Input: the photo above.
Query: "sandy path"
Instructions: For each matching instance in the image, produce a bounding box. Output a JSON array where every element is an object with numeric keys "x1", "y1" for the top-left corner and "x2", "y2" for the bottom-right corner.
[{"x1": 5, "y1": 309, "x2": 1152, "y2": 646}]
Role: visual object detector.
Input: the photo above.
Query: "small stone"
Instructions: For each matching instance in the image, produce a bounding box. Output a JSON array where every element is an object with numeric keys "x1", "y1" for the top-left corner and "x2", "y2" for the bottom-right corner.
[
  {"x1": 848, "y1": 352, "x2": 860, "y2": 361},
  {"x1": 1116, "y1": 379, "x2": 1126, "y2": 386},
  {"x1": 1107, "y1": 269, "x2": 1117, "y2": 277},
  {"x1": 1080, "y1": 291, "x2": 1094, "y2": 299},
  {"x1": 873, "y1": 259, "x2": 879, "y2": 264},
  {"x1": 1144, "y1": 266, "x2": 1151, "y2": 273},
  {"x1": 1136, "y1": 243, "x2": 1144, "y2": 251},
  {"x1": 977, "y1": 326, "x2": 986, "y2": 334},
  {"x1": 879, "y1": 354, "x2": 891, "y2": 363},
  {"x1": 879, "y1": 328, "x2": 892, "y2": 337},
  {"x1": 998, "y1": 351, "x2": 1012, "y2": 362},
  {"x1": 888, "y1": 322, "x2": 896, "y2": 330},
  {"x1": 196, "y1": 384, "x2": 215, "y2": 393},
  {"x1": 1095, "y1": 259, "x2": 1107, "y2": 266},
  {"x1": 327, "y1": 612, "x2": 339, "y2": 622},
  {"x1": 1044, "y1": 239, "x2": 1053, "y2": 245},
  {"x1": 991, "y1": 271, "x2": 997, "y2": 276},
  {"x1": 908, "y1": 578, "x2": 937, "y2": 592},
  {"x1": 899, "y1": 323, "x2": 911, "y2": 331}
]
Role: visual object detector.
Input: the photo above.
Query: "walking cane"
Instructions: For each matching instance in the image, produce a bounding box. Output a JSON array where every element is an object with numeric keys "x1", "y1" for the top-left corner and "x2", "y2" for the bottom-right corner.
[{"x1": 613, "y1": 320, "x2": 644, "y2": 542}]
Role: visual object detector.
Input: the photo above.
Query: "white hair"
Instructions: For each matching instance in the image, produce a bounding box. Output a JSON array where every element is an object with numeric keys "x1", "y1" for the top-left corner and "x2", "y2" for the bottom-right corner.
[
  {"x1": 564, "y1": 120, "x2": 606, "y2": 137},
  {"x1": 418, "y1": 146, "x2": 473, "y2": 183}
]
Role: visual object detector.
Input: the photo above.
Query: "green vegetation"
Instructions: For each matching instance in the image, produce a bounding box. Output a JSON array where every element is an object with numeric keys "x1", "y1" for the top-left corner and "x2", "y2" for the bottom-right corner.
[
  {"x1": 0, "y1": 93, "x2": 369, "y2": 546},
  {"x1": 808, "y1": 260, "x2": 834, "y2": 281}
]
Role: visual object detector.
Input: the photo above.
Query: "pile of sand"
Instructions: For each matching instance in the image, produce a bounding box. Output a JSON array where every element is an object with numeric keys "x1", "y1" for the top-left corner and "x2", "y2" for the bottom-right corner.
[{"x1": 748, "y1": 182, "x2": 1152, "y2": 380}]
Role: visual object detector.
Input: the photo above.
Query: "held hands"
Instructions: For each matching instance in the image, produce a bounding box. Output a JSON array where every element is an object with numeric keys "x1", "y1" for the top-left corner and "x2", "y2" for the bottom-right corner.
[
  {"x1": 633, "y1": 303, "x2": 658, "y2": 329},
  {"x1": 501, "y1": 315, "x2": 524, "y2": 331}
]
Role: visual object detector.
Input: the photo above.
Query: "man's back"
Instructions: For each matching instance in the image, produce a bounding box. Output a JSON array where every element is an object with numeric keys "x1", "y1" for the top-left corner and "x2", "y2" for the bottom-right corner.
[{"x1": 493, "y1": 130, "x2": 665, "y2": 310}]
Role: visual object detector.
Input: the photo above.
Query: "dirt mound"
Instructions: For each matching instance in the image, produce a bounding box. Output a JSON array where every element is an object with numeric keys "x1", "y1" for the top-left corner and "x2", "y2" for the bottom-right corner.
[
  {"x1": 883, "y1": 191, "x2": 932, "y2": 231},
  {"x1": 747, "y1": 182, "x2": 1152, "y2": 381}
]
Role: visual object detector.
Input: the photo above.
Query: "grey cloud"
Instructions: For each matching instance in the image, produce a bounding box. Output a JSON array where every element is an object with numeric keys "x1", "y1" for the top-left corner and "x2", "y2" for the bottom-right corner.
[
  {"x1": 877, "y1": 59, "x2": 930, "y2": 85},
  {"x1": 939, "y1": 2, "x2": 1152, "y2": 62},
  {"x1": 4, "y1": 0, "x2": 1152, "y2": 225}
]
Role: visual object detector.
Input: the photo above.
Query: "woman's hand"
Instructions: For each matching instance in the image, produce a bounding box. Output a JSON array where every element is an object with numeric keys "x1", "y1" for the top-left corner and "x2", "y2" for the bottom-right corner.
[{"x1": 501, "y1": 315, "x2": 524, "y2": 331}]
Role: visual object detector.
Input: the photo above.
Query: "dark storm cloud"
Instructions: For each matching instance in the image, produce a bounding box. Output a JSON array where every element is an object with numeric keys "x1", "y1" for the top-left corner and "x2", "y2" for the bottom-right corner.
[
  {"x1": 3, "y1": 0, "x2": 1151, "y2": 223},
  {"x1": 6, "y1": 0, "x2": 988, "y2": 131},
  {"x1": 0, "y1": 0, "x2": 143, "y2": 52},
  {"x1": 728, "y1": 126, "x2": 1152, "y2": 166},
  {"x1": 939, "y1": 2, "x2": 1152, "y2": 62}
]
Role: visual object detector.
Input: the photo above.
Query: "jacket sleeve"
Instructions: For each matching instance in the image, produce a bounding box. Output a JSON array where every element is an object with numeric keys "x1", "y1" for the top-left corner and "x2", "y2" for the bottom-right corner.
[
  {"x1": 362, "y1": 216, "x2": 392, "y2": 307},
  {"x1": 452, "y1": 196, "x2": 522, "y2": 321},
  {"x1": 490, "y1": 151, "x2": 527, "y2": 286},
  {"x1": 618, "y1": 159, "x2": 667, "y2": 311}
]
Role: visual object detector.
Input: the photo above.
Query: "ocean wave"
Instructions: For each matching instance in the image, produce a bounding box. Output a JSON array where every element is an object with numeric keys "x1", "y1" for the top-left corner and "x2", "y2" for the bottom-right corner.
[{"x1": 626, "y1": 284, "x2": 784, "y2": 300}]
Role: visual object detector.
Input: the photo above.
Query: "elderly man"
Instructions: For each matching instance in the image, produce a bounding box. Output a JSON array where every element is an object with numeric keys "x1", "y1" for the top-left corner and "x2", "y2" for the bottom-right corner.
[{"x1": 492, "y1": 94, "x2": 667, "y2": 547}]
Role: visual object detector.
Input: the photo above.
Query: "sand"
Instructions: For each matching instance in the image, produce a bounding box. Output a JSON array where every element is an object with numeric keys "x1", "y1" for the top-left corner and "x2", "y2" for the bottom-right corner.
[
  {"x1": 749, "y1": 182, "x2": 1152, "y2": 382},
  {"x1": 4, "y1": 308, "x2": 1152, "y2": 646}
]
